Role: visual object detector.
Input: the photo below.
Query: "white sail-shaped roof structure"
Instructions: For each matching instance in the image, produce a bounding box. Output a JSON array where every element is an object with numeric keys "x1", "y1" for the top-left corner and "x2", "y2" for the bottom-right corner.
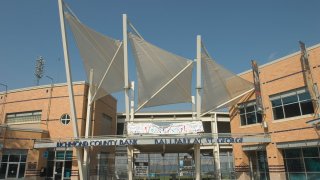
[
  {"x1": 129, "y1": 33, "x2": 194, "y2": 111},
  {"x1": 201, "y1": 44, "x2": 254, "y2": 115},
  {"x1": 65, "y1": 13, "x2": 124, "y2": 102}
]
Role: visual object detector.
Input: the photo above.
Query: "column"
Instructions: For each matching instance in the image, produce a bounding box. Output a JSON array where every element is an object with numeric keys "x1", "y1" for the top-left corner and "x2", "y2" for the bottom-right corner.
[
  {"x1": 127, "y1": 145, "x2": 134, "y2": 180},
  {"x1": 194, "y1": 144, "x2": 201, "y2": 180},
  {"x1": 266, "y1": 143, "x2": 286, "y2": 180}
]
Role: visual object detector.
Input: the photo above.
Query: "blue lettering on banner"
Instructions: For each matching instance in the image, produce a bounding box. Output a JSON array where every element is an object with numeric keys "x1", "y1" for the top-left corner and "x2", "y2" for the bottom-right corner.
[
  {"x1": 217, "y1": 137, "x2": 243, "y2": 143},
  {"x1": 56, "y1": 137, "x2": 243, "y2": 148}
]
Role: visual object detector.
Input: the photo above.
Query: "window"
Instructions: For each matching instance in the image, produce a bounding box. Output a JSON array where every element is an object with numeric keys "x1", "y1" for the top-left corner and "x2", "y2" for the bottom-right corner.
[
  {"x1": 60, "y1": 114, "x2": 70, "y2": 125},
  {"x1": 238, "y1": 101, "x2": 262, "y2": 126},
  {"x1": 102, "y1": 113, "x2": 112, "y2": 134},
  {"x1": 283, "y1": 147, "x2": 320, "y2": 179},
  {"x1": 220, "y1": 151, "x2": 235, "y2": 179},
  {"x1": 0, "y1": 150, "x2": 27, "y2": 179},
  {"x1": 117, "y1": 123, "x2": 124, "y2": 135},
  {"x1": 202, "y1": 121, "x2": 212, "y2": 133},
  {"x1": 6, "y1": 111, "x2": 41, "y2": 124},
  {"x1": 270, "y1": 88, "x2": 314, "y2": 120}
]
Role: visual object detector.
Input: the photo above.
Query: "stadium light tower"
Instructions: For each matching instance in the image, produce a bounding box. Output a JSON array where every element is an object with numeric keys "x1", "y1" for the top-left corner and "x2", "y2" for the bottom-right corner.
[{"x1": 35, "y1": 56, "x2": 45, "y2": 85}]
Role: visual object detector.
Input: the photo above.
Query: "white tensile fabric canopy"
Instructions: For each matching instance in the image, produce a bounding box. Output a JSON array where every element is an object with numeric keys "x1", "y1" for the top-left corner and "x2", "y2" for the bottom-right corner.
[
  {"x1": 129, "y1": 33, "x2": 194, "y2": 111},
  {"x1": 201, "y1": 44, "x2": 254, "y2": 115},
  {"x1": 65, "y1": 12, "x2": 124, "y2": 102}
]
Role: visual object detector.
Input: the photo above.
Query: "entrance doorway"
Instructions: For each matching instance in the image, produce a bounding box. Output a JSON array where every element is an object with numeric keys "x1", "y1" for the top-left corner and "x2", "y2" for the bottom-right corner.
[
  {"x1": 46, "y1": 150, "x2": 72, "y2": 180},
  {"x1": 248, "y1": 151, "x2": 270, "y2": 180}
]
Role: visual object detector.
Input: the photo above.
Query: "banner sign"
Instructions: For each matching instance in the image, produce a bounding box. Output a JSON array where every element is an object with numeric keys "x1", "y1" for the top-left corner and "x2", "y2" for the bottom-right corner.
[
  {"x1": 127, "y1": 121, "x2": 204, "y2": 135},
  {"x1": 55, "y1": 137, "x2": 243, "y2": 148},
  {"x1": 135, "y1": 166, "x2": 148, "y2": 176}
]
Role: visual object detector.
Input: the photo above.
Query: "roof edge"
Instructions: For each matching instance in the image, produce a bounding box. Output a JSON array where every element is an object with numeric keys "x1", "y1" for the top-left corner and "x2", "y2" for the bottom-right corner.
[
  {"x1": 238, "y1": 42, "x2": 320, "y2": 76},
  {"x1": 0, "y1": 81, "x2": 86, "y2": 95}
]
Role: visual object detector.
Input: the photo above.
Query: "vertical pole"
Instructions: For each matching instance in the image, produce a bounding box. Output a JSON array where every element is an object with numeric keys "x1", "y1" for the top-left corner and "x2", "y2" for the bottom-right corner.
[
  {"x1": 83, "y1": 69, "x2": 93, "y2": 179},
  {"x1": 249, "y1": 156, "x2": 254, "y2": 180},
  {"x1": 213, "y1": 113, "x2": 221, "y2": 179},
  {"x1": 195, "y1": 35, "x2": 202, "y2": 180},
  {"x1": 123, "y1": 14, "x2": 133, "y2": 180},
  {"x1": 196, "y1": 35, "x2": 202, "y2": 119},
  {"x1": 57, "y1": 0, "x2": 84, "y2": 179},
  {"x1": 123, "y1": 14, "x2": 130, "y2": 123},
  {"x1": 194, "y1": 144, "x2": 201, "y2": 180},
  {"x1": 191, "y1": 96, "x2": 195, "y2": 120},
  {"x1": 127, "y1": 146, "x2": 134, "y2": 180}
]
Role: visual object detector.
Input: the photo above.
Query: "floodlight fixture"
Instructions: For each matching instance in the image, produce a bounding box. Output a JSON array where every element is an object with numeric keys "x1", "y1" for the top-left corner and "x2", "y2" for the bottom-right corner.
[{"x1": 35, "y1": 56, "x2": 45, "y2": 85}]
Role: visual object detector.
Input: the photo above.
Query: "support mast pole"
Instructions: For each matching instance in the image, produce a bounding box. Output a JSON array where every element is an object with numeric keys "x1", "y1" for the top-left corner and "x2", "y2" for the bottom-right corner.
[
  {"x1": 195, "y1": 35, "x2": 201, "y2": 180},
  {"x1": 123, "y1": 14, "x2": 133, "y2": 180},
  {"x1": 196, "y1": 35, "x2": 202, "y2": 119},
  {"x1": 83, "y1": 69, "x2": 94, "y2": 179},
  {"x1": 57, "y1": 0, "x2": 84, "y2": 179},
  {"x1": 123, "y1": 14, "x2": 130, "y2": 124}
]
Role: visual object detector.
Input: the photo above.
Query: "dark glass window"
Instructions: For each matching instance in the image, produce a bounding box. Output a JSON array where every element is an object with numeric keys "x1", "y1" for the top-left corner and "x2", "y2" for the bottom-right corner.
[
  {"x1": 60, "y1": 114, "x2": 71, "y2": 125},
  {"x1": 304, "y1": 158, "x2": 320, "y2": 172},
  {"x1": 18, "y1": 163, "x2": 26, "y2": 178},
  {"x1": 299, "y1": 92, "x2": 311, "y2": 101},
  {"x1": 65, "y1": 151, "x2": 73, "y2": 160},
  {"x1": 9, "y1": 155, "x2": 20, "y2": 162},
  {"x1": 0, "y1": 152, "x2": 27, "y2": 179},
  {"x1": 286, "y1": 159, "x2": 305, "y2": 172},
  {"x1": 20, "y1": 155, "x2": 27, "y2": 162},
  {"x1": 272, "y1": 107, "x2": 284, "y2": 119},
  {"x1": 117, "y1": 123, "x2": 124, "y2": 135},
  {"x1": 283, "y1": 103, "x2": 301, "y2": 118},
  {"x1": 303, "y1": 147, "x2": 319, "y2": 157},
  {"x1": 282, "y1": 95, "x2": 298, "y2": 105},
  {"x1": 203, "y1": 122, "x2": 212, "y2": 133},
  {"x1": 285, "y1": 148, "x2": 301, "y2": 158},
  {"x1": 239, "y1": 101, "x2": 263, "y2": 126},
  {"x1": 270, "y1": 88, "x2": 314, "y2": 120},
  {"x1": 271, "y1": 98, "x2": 282, "y2": 106},
  {"x1": 64, "y1": 161, "x2": 72, "y2": 178},
  {"x1": 1, "y1": 155, "x2": 8, "y2": 162},
  {"x1": 288, "y1": 173, "x2": 306, "y2": 180},
  {"x1": 48, "y1": 151, "x2": 55, "y2": 161},
  {"x1": 284, "y1": 147, "x2": 320, "y2": 179},
  {"x1": 0, "y1": 163, "x2": 7, "y2": 179},
  {"x1": 56, "y1": 152, "x2": 65, "y2": 160},
  {"x1": 300, "y1": 101, "x2": 314, "y2": 115},
  {"x1": 46, "y1": 160, "x2": 54, "y2": 177},
  {"x1": 240, "y1": 115, "x2": 246, "y2": 126}
]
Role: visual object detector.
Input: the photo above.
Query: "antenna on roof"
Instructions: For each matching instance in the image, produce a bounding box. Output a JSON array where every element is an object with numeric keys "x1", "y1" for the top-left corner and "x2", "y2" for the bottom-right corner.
[{"x1": 34, "y1": 56, "x2": 45, "y2": 85}]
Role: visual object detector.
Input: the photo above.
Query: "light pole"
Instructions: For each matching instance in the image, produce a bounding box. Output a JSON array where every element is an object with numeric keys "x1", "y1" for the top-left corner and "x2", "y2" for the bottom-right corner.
[{"x1": 35, "y1": 56, "x2": 45, "y2": 85}]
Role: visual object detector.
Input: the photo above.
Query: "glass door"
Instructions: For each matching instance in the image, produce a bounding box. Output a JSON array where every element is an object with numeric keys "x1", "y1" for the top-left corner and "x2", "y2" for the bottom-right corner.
[
  {"x1": 6, "y1": 163, "x2": 18, "y2": 178},
  {"x1": 54, "y1": 161, "x2": 64, "y2": 180}
]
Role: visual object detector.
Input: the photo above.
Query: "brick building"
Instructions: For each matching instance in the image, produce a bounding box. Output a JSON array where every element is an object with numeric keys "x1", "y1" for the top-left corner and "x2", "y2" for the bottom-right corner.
[
  {"x1": 230, "y1": 43, "x2": 320, "y2": 180},
  {"x1": 0, "y1": 82, "x2": 117, "y2": 179}
]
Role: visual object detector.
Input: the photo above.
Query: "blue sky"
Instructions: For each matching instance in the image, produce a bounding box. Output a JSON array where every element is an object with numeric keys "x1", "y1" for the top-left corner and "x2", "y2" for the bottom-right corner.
[{"x1": 0, "y1": 0, "x2": 320, "y2": 112}]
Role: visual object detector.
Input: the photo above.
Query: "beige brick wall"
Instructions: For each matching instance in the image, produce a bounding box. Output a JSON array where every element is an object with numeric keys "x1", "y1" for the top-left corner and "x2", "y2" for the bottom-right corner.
[
  {"x1": 0, "y1": 82, "x2": 117, "y2": 179},
  {"x1": 230, "y1": 44, "x2": 320, "y2": 176}
]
